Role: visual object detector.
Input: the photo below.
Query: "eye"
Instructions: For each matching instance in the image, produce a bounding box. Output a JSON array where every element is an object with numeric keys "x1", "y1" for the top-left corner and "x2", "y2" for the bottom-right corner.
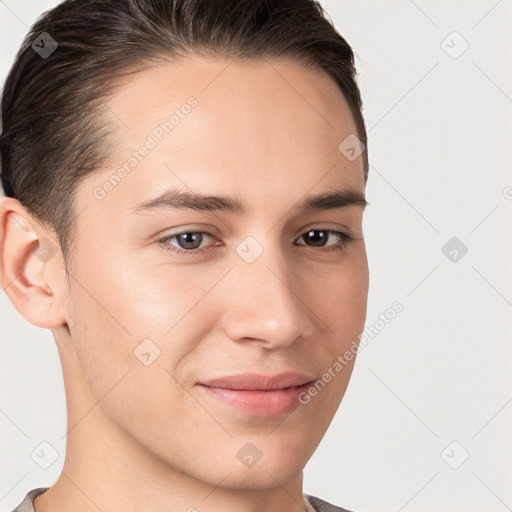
[
  {"x1": 159, "y1": 229, "x2": 219, "y2": 255},
  {"x1": 295, "y1": 229, "x2": 354, "y2": 252},
  {"x1": 158, "y1": 228, "x2": 354, "y2": 256}
]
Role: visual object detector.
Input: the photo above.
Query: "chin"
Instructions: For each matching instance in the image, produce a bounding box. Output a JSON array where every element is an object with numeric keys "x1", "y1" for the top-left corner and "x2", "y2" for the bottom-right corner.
[
  {"x1": 210, "y1": 438, "x2": 311, "y2": 490},
  {"x1": 216, "y1": 461, "x2": 304, "y2": 490}
]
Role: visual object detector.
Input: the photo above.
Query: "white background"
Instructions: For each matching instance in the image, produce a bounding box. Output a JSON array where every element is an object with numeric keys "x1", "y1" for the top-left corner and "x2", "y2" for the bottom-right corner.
[{"x1": 1, "y1": 1, "x2": 511, "y2": 511}]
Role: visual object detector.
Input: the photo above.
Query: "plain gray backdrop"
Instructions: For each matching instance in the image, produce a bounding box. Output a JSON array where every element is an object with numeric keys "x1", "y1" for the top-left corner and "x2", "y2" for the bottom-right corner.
[{"x1": 1, "y1": 1, "x2": 511, "y2": 511}]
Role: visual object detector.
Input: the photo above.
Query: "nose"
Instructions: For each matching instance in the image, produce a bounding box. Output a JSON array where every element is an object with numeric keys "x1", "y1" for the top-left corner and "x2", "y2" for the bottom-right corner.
[{"x1": 218, "y1": 246, "x2": 318, "y2": 350}]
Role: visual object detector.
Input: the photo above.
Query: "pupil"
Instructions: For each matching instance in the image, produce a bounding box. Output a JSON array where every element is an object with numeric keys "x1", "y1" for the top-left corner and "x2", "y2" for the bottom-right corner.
[
  {"x1": 307, "y1": 230, "x2": 326, "y2": 247},
  {"x1": 179, "y1": 232, "x2": 201, "y2": 249}
]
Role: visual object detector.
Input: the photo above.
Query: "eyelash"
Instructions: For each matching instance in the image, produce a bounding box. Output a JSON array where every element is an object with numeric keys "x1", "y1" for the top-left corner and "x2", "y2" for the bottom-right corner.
[{"x1": 158, "y1": 228, "x2": 354, "y2": 257}]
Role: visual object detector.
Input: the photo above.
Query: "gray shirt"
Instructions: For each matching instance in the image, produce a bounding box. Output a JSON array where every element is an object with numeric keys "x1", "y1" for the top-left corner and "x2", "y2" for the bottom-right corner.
[{"x1": 11, "y1": 487, "x2": 355, "y2": 512}]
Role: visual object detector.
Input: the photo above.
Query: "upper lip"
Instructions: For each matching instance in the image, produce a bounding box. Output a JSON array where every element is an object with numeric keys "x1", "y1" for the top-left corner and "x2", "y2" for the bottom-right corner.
[{"x1": 198, "y1": 372, "x2": 315, "y2": 391}]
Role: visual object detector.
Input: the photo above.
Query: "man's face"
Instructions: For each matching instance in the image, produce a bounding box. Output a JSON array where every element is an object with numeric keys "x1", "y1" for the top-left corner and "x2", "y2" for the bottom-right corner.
[{"x1": 61, "y1": 57, "x2": 369, "y2": 488}]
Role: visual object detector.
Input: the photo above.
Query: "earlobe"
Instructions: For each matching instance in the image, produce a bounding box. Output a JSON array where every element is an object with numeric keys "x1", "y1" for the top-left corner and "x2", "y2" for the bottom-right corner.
[{"x1": 0, "y1": 196, "x2": 67, "y2": 329}]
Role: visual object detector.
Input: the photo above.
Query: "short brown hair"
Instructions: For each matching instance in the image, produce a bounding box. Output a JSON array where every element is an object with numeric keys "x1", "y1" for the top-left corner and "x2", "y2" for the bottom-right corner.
[{"x1": 0, "y1": 0, "x2": 368, "y2": 272}]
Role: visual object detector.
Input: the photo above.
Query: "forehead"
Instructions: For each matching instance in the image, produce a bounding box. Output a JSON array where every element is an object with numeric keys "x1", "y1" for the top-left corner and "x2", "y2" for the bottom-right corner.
[
  {"x1": 81, "y1": 56, "x2": 364, "y2": 215},
  {"x1": 107, "y1": 56, "x2": 355, "y2": 126}
]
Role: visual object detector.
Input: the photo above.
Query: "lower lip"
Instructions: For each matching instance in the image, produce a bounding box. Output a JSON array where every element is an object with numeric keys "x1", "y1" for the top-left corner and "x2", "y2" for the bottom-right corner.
[{"x1": 197, "y1": 382, "x2": 313, "y2": 417}]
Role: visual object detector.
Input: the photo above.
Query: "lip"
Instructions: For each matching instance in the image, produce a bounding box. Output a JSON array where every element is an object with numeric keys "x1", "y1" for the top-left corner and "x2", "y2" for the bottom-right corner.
[{"x1": 197, "y1": 372, "x2": 315, "y2": 417}]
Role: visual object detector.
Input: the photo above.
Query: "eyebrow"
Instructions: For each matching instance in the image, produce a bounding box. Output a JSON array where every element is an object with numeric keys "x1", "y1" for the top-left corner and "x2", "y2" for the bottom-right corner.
[{"x1": 130, "y1": 187, "x2": 368, "y2": 215}]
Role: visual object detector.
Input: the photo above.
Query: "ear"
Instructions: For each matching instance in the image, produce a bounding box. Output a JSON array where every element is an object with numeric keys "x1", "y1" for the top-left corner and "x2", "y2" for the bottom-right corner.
[{"x1": 0, "y1": 196, "x2": 68, "y2": 329}]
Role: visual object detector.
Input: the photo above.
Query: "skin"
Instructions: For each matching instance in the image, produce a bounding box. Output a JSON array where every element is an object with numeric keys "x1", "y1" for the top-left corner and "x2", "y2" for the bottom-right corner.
[{"x1": 0, "y1": 56, "x2": 369, "y2": 512}]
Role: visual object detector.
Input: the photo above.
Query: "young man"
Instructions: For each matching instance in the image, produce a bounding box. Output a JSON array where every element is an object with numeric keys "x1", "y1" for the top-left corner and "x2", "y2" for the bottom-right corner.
[{"x1": 0, "y1": 1, "x2": 370, "y2": 511}]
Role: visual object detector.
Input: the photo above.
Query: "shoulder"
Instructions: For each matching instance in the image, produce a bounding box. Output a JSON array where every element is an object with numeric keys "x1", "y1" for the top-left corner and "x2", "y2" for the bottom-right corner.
[
  {"x1": 9, "y1": 487, "x2": 48, "y2": 512},
  {"x1": 305, "y1": 493, "x2": 357, "y2": 512},
  {"x1": 13, "y1": 488, "x2": 356, "y2": 512}
]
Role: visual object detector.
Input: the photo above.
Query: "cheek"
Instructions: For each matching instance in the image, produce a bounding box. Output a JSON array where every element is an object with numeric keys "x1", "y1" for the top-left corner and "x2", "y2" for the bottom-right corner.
[
  {"x1": 98, "y1": 250, "x2": 226, "y2": 335},
  {"x1": 66, "y1": 279, "x2": 193, "y2": 433},
  {"x1": 66, "y1": 254, "x2": 223, "y2": 393},
  {"x1": 65, "y1": 283, "x2": 134, "y2": 400},
  {"x1": 313, "y1": 260, "x2": 369, "y2": 339}
]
